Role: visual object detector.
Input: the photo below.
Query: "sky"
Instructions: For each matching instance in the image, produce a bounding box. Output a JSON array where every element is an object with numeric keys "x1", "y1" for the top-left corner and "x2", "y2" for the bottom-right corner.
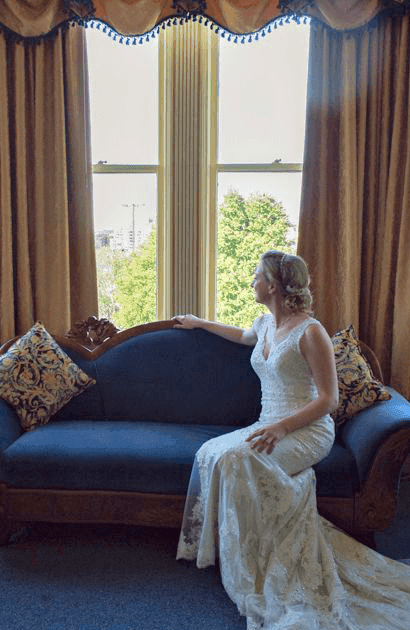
[{"x1": 86, "y1": 21, "x2": 310, "y2": 234}]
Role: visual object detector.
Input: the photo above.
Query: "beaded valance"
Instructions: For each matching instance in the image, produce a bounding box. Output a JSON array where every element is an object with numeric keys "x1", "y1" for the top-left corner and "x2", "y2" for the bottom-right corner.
[{"x1": 0, "y1": 0, "x2": 409, "y2": 42}]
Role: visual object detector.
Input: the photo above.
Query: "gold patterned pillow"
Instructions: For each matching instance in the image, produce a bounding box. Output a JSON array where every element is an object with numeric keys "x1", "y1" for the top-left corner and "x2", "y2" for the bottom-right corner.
[
  {"x1": 0, "y1": 322, "x2": 95, "y2": 431},
  {"x1": 331, "y1": 325, "x2": 391, "y2": 427}
]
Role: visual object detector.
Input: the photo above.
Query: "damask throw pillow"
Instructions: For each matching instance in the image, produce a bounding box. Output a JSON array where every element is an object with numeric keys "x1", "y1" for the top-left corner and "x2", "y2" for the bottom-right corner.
[
  {"x1": 331, "y1": 325, "x2": 391, "y2": 427},
  {"x1": 0, "y1": 322, "x2": 95, "y2": 431}
]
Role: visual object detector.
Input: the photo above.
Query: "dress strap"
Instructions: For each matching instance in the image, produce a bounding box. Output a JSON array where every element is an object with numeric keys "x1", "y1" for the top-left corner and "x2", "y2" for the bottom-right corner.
[{"x1": 292, "y1": 318, "x2": 321, "y2": 354}]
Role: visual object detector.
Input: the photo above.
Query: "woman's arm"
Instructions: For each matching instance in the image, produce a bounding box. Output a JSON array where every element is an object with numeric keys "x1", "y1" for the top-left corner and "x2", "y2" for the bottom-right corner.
[
  {"x1": 172, "y1": 314, "x2": 257, "y2": 346},
  {"x1": 247, "y1": 323, "x2": 338, "y2": 453}
]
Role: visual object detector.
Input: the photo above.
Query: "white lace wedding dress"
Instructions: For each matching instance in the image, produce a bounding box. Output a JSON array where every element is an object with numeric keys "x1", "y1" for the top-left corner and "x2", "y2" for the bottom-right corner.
[{"x1": 176, "y1": 314, "x2": 410, "y2": 630}]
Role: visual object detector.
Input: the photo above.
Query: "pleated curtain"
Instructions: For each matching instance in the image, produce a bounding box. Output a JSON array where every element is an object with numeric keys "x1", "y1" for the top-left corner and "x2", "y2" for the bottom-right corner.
[
  {"x1": 158, "y1": 20, "x2": 217, "y2": 320},
  {"x1": 0, "y1": 24, "x2": 97, "y2": 342},
  {"x1": 1, "y1": 0, "x2": 410, "y2": 399},
  {"x1": 298, "y1": 13, "x2": 410, "y2": 397}
]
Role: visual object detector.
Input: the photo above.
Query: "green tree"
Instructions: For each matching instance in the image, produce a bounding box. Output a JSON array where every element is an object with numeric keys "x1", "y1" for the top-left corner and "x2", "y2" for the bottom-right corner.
[
  {"x1": 113, "y1": 228, "x2": 156, "y2": 328},
  {"x1": 217, "y1": 191, "x2": 295, "y2": 328},
  {"x1": 95, "y1": 246, "x2": 126, "y2": 324}
]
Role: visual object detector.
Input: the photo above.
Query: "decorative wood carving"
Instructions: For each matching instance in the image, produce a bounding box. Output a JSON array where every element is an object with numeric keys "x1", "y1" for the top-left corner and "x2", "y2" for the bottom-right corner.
[
  {"x1": 317, "y1": 496, "x2": 354, "y2": 532},
  {"x1": 354, "y1": 427, "x2": 410, "y2": 531},
  {"x1": 60, "y1": 318, "x2": 176, "y2": 358},
  {"x1": 64, "y1": 316, "x2": 120, "y2": 350}
]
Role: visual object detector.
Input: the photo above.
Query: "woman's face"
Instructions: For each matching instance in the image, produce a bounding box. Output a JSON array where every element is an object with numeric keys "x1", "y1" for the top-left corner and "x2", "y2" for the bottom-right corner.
[{"x1": 251, "y1": 266, "x2": 271, "y2": 304}]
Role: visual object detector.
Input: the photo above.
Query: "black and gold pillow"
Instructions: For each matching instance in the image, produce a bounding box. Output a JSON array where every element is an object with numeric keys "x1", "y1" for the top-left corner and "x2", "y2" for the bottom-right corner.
[
  {"x1": 331, "y1": 325, "x2": 391, "y2": 427},
  {"x1": 0, "y1": 322, "x2": 95, "y2": 431}
]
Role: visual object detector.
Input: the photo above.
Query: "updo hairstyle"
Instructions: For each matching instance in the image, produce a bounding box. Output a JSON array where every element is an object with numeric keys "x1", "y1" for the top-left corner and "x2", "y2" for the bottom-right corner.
[{"x1": 260, "y1": 250, "x2": 313, "y2": 313}]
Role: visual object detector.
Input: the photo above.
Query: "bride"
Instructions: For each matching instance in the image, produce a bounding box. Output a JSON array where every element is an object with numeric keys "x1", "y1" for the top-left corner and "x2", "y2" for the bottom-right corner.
[{"x1": 173, "y1": 250, "x2": 410, "y2": 630}]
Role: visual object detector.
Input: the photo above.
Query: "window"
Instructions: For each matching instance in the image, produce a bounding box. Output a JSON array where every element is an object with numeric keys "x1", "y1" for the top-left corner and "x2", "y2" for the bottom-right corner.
[
  {"x1": 216, "y1": 23, "x2": 310, "y2": 326},
  {"x1": 87, "y1": 21, "x2": 309, "y2": 327},
  {"x1": 87, "y1": 27, "x2": 159, "y2": 327}
]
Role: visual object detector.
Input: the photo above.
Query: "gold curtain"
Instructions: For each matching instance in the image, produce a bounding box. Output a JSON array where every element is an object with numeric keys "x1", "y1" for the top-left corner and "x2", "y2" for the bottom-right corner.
[
  {"x1": 0, "y1": 25, "x2": 97, "y2": 342},
  {"x1": 158, "y1": 21, "x2": 218, "y2": 321},
  {"x1": 298, "y1": 13, "x2": 410, "y2": 397}
]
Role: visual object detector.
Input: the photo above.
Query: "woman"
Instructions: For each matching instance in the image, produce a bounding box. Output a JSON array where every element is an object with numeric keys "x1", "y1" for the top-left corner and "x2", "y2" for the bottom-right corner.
[{"x1": 173, "y1": 250, "x2": 410, "y2": 630}]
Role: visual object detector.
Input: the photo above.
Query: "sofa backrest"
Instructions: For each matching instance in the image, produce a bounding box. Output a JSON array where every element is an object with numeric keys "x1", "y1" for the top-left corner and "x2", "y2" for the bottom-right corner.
[
  {"x1": 51, "y1": 346, "x2": 105, "y2": 422},
  {"x1": 55, "y1": 327, "x2": 261, "y2": 427}
]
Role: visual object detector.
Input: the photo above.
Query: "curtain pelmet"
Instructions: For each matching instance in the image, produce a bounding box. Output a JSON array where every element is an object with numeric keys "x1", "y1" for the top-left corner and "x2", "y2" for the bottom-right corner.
[
  {"x1": 1, "y1": 1, "x2": 410, "y2": 40},
  {"x1": 0, "y1": 25, "x2": 97, "y2": 342}
]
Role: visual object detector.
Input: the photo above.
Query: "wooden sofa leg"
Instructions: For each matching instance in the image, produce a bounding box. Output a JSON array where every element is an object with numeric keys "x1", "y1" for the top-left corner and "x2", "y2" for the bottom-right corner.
[
  {"x1": 0, "y1": 510, "x2": 13, "y2": 546},
  {"x1": 353, "y1": 530, "x2": 376, "y2": 550}
]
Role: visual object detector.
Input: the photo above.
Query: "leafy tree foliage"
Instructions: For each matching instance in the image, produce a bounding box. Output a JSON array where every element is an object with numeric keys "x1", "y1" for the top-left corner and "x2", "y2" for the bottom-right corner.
[
  {"x1": 96, "y1": 192, "x2": 295, "y2": 329},
  {"x1": 217, "y1": 191, "x2": 295, "y2": 328},
  {"x1": 95, "y1": 246, "x2": 126, "y2": 322},
  {"x1": 113, "y1": 228, "x2": 157, "y2": 328}
]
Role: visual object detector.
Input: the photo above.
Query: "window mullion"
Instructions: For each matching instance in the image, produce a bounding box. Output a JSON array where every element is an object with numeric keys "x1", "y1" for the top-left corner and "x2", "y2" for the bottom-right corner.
[
  {"x1": 92, "y1": 164, "x2": 159, "y2": 174},
  {"x1": 216, "y1": 163, "x2": 302, "y2": 173}
]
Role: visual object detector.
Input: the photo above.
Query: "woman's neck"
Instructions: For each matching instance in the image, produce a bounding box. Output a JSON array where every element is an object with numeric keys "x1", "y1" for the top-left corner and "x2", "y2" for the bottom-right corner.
[{"x1": 268, "y1": 300, "x2": 306, "y2": 330}]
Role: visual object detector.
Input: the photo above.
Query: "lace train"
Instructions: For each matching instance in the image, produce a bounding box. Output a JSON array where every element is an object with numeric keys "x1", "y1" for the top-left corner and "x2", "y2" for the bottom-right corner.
[{"x1": 177, "y1": 430, "x2": 410, "y2": 629}]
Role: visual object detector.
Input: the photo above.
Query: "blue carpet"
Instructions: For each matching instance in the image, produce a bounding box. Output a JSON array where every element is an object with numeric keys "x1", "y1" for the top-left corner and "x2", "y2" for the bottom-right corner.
[
  {"x1": 375, "y1": 471, "x2": 410, "y2": 560},
  {"x1": 1, "y1": 474, "x2": 409, "y2": 630},
  {"x1": 0, "y1": 522, "x2": 244, "y2": 630}
]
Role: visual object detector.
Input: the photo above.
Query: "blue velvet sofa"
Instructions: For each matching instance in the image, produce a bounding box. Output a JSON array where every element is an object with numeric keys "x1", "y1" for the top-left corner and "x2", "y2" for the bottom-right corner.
[{"x1": 1, "y1": 319, "x2": 410, "y2": 547}]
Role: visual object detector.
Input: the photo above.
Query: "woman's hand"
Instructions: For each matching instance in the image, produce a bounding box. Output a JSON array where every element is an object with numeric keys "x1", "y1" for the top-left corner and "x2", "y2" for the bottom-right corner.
[
  {"x1": 246, "y1": 422, "x2": 288, "y2": 454},
  {"x1": 172, "y1": 314, "x2": 202, "y2": 329}
]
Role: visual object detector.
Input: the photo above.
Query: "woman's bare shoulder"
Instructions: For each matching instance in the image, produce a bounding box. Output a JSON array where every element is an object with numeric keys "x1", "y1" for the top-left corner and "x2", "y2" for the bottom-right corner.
[{"x1": 301, "y1": 319, "x2": 333, "y2": 353}]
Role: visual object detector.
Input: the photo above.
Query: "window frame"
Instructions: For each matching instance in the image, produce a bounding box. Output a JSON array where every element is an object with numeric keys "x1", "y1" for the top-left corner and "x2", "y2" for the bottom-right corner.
[{"x1": 90, "y1": 25, "x2": 305, "y2": 322}]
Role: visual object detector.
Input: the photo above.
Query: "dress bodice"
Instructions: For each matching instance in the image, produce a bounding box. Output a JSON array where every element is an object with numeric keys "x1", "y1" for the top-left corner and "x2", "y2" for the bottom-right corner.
[{"x1": 250, "y1": 313, "x2": 321, "y2": 425}]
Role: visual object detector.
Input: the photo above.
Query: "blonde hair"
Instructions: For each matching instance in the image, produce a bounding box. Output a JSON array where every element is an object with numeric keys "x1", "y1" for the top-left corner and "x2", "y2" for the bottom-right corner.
[{"x1": 260, "y1": 250, "x2": 313, "y2": 313}]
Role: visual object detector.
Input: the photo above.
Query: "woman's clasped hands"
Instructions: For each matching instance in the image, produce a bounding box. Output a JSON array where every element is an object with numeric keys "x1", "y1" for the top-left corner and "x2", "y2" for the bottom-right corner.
[{"x1": 246, "y1": 422, "x2": 288, "y2": 454}]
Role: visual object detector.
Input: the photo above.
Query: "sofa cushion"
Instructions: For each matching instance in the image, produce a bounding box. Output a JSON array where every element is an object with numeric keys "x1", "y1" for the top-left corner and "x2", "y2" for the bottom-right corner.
[
  {"x1": 95, "y1": 328, "x2": 261, "y2": 426},
  {"x1": 0, "y1": 323, "x2": 96, "y2": 431},
  {"x1": 2, "y1": 419, "x2": 361, "y2": 498},
  {"x1": 2, "y1": 421, "x2": 237, "y2": 493},
  {"x1": 331, "y1": 325, "x2": 391, "y2": 427}
]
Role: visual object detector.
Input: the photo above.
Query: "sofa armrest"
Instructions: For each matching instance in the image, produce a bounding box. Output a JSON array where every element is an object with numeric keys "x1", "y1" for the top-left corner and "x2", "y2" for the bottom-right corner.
[
  {"x1": 339, "y1": 387, "x2": 410, "y2": 484},
  {"x1": 339, "y1": 388, "x2": 410, "y2": 532},
  {"x1": 0, "y1": 400, "x2": 22, "y2": 453}
]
